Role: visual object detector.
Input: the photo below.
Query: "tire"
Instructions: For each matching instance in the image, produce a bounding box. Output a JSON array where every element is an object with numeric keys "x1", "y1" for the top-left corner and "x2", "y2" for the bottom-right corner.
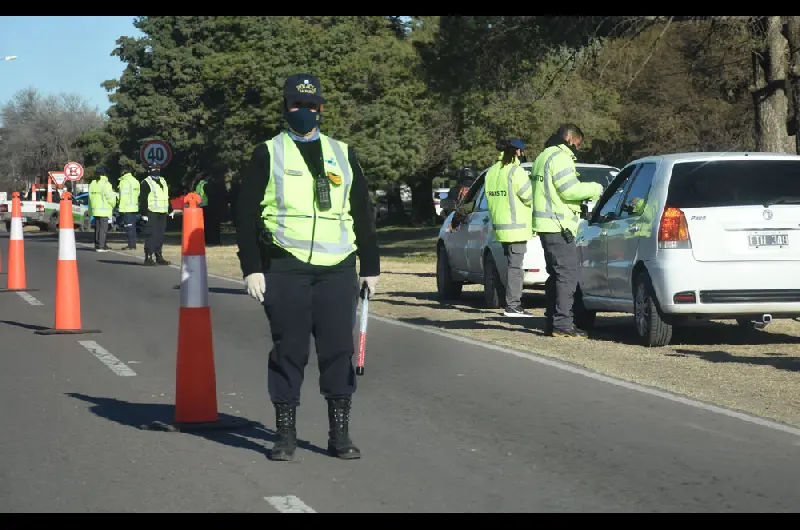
[
  {"x1": 436, "y1": 246, "x2": 463, "y2": 300},
  {"x1": 48, "y1": 215, "x2": 58, "y2": 232},
  {"x1": 5, "y1": 221, "x2": 10, "y2": 233},
  {"x1": 483, "y1": 251, "x2": 506, "y2": 309},
  {"x1": 573, "y1": 284, "x2": 597, "y2": 330},
  {"x1": 633, "y1": 271, "x2": 673, "y2": 347}
]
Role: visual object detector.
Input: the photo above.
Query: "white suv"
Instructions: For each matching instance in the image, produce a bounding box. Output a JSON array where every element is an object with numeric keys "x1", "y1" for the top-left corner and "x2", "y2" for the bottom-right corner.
[
  {"x1": 436, "y1": 162, "x2": 620, "y2": 308},
  {"x1": 574, "y1": 152, "x2": 800, "y2": 347}
]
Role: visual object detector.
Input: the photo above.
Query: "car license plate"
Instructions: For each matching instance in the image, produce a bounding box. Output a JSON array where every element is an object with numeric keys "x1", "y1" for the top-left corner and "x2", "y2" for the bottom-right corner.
[{"x1": 748, "y1": 233, "x2": 789, "y2": 247}]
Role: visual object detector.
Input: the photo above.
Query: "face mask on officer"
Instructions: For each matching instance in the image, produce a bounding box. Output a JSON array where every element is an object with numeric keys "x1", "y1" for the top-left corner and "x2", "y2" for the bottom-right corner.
[{"x1": 284, "y1": 100, "x2": 321, "y2": 136}]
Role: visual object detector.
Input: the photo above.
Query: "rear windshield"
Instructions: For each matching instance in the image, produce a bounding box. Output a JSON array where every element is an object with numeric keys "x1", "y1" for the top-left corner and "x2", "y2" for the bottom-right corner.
[{"x1": 667, "y1": 159, "x2": 800, "y2": 208}]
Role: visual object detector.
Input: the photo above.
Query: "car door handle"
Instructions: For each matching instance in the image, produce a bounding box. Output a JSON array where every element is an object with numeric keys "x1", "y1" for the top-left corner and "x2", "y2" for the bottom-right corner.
[
  {"x1": 482, "y1": 217, "x2": 489, "y2": 224},
  {"x1": 627, "y1": 225, "x2": 639, "y2": 233}
]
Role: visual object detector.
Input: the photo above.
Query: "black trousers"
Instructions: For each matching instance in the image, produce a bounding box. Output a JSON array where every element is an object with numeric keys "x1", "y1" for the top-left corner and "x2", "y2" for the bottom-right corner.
[
  {"x1": 539, "y1": 232, "x2": 579, "y2": 331},
  {"x1": 144, "y1": 212, "x2": 167, "y2": 254},
  {"x1": 263, "y1": 256, "x2": 359, "y2": 406}
]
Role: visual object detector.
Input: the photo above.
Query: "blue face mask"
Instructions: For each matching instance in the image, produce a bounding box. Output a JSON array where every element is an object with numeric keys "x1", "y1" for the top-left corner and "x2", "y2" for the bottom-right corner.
[{"x1": 284, "y1": 107, "x2": 320, "y2": 136}]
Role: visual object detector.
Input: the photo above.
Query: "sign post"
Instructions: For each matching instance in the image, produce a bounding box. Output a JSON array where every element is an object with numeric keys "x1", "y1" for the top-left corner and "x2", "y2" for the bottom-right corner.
[{"x1": 140, "y1": 140, "x2": 172, "y2": 169}]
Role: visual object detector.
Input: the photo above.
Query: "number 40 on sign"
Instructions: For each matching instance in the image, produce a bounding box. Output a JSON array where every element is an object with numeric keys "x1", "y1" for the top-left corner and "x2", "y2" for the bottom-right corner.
[{"x1": 140, "y1": 140, "x2": 172, "y2": 168}]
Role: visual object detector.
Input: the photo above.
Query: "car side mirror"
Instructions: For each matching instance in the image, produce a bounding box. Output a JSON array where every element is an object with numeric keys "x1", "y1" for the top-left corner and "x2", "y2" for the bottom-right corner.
[{"x1": 440, "y1": 197, "x2": 456, "y2": 213}]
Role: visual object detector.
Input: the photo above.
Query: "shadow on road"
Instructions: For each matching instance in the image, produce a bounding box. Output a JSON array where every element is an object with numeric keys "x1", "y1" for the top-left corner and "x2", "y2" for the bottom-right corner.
[
  {"x1": 65, "y1": 393, "x2": 330, "y2": 458},
  {"x1": 97, "y1": 259, "x2": 144, "y2": 266},
  {"x1": 0, "y1": 319, "x2": 49, "y2": 332},
  {"x1": 171, "y1": 285, "x2": 246, "y2": 295}
]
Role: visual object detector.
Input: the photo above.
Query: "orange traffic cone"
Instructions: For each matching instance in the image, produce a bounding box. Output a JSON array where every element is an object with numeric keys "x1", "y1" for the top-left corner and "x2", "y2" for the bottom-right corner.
[
  {"x1": 35, "y1": 192, "x2": 101, "y2": 336},
  {"x1": 0, "y1": 192, "x2": 37, "y2": 293},
  {"x1": 141, "y1": 192, "x2": 251, "y2": 433}
]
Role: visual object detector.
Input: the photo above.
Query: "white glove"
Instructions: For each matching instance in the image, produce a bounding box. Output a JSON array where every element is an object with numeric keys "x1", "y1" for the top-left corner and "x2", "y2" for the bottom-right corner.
[
  {"x1": 360, "y1": 276, "x2": 379, "y2": 297},
  {"x1": 244, "y1": 272, "x2": 266, "y2": 302},
  {"x1": 141, "y1": 216, "x2": 148, "y2": 222}
]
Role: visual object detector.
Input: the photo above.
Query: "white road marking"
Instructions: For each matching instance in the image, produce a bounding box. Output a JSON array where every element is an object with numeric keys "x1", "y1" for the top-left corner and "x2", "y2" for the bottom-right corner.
[
  {"x1": 77, "y1": 340, "x2": 137, "y2": 377},
  {"x1": 74, "y1": 243, "x2": 800, "y2": 438},
  {"x1": 264, "y1": 495, "x2": 317, "y2": 513},
  {"x1": 16, "y1": 291, "x2": 43, "y2": 306}
]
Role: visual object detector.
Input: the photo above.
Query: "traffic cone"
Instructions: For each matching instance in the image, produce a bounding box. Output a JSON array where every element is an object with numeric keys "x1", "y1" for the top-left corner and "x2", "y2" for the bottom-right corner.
[
  {"x1": 141, "y1": 192, "x2": 251, "y2": 433},
  {"x1": 35, "y1": 192, "x2": 101, "y2": 336},
  {"x1": 0, "y1": 192, "x2": 37, "y2": 293}
]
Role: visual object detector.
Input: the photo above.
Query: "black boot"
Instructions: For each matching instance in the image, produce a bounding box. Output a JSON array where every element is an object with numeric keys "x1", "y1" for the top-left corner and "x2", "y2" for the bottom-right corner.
[
  {"x1": 155, "y1": 252, "x2": 171, "y2": 266},
  {"x1": 326, "y1": 397, "x2": 361, "y2": 459},
  {"x1": 144, "y1": 252, "x2": 156, "y2": 266},
  {"x1": 270, "y1": 404, "x2": 297, "y2": 461}
]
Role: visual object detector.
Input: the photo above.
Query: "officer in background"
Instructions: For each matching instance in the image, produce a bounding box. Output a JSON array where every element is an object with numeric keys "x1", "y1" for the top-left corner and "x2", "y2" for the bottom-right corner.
[
  {"x1": 235, "y1": 72, "x2": 380, "y2": 462},
  {"x1": 530, "y1": 123, "x2": 603, "y2": 338},
  {"x1": 139, "y1": 165, "x2": 171, "y2": 266},
  {"x1": 117, "y1": 168, "x2": 140, "y2": 250},
  {"x1": 484, "y1": 138, "x2": 534, "y2": 317},
  {"x1": 88, "y1": 167, "x2": 118, "y2": 253}
]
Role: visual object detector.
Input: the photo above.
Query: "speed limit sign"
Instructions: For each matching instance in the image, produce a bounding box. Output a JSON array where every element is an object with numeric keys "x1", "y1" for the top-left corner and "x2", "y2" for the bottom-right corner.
[{"x1": 140, "y1": 140, "x2": 172, "y2": 168}]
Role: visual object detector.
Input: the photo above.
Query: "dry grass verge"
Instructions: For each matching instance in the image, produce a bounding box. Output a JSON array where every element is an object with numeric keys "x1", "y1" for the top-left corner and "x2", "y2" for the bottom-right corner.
[{"x1": 96, "y1": 226, "x2": 800, "y2": 429}]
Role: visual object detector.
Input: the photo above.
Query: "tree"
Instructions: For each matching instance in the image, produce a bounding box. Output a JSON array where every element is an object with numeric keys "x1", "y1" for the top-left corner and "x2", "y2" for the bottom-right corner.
[{"x1": 0, "y1": 87, "x2": 104, "y2": 192}]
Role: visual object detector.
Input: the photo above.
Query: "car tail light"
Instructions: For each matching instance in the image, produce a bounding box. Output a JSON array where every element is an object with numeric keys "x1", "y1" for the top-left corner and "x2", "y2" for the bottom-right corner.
[
  {"x1": 658, "y1": 207, "x2": 691, "y2": 249},
  {"x1": 0, "y1": 204, "x2": 7, "y2": 213},
  {"x1": 673, "y1": 291, "x2": 696, "y2": 304},
  {"x1": 36, "y1": 204, "x2": 45, "y2": 212},
  {"x1": 525, "y1": 269, "x2": 540, "y2": 273}
]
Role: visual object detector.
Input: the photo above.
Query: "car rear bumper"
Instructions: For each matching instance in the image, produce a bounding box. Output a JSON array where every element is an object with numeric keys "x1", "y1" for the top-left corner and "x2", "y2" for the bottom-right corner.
[{"x1": 646, "y1": 252, "x2": 800, "y2": 317}]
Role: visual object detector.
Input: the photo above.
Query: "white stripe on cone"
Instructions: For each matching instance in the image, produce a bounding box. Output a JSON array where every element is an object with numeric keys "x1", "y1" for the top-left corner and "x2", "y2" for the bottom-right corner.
[
  {"x1": 180, "y1": 255, "x2": 209, "y2": 308},
  {"x1": 10, "y1": 217, "x2": 23, "y2": 241},
  {"x1": 58, "y1": 228, "x2": 77, "y2": 261}
]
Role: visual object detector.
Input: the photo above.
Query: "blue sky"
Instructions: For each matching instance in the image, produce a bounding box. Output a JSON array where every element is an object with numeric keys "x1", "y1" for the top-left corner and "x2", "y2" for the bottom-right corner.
[{"x1": 0, "y1": 16, "x2": 144, "y2": 117}]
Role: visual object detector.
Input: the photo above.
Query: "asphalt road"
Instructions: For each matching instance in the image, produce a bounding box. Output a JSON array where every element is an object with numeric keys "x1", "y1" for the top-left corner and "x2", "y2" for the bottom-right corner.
[{"x1": 1, "y1": 229, "x2": 799, "y2": 513}]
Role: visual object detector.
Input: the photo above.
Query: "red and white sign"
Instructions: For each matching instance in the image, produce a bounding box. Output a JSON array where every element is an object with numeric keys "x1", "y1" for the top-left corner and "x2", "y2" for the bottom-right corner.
[
  {"x1": 140, "y1": 139, "x2": 172, "y2": 168},
  {"x1": 63, "y1": 161, "x2": 84, "y2": 181},
  {"x1": 49, "y1": 171, "x2": 68, "y2": 186}
]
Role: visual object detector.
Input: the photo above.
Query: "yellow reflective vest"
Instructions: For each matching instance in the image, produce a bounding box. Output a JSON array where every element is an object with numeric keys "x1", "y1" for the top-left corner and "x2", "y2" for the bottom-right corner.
[
  {"x1": 88, "y1": 175, "x2": 118, "y2": 217},
  {"x1": 118, "y1": 173, "x2": 140, "y2": 213},
  {"x1": 484, "y1": 155, "x2": 533, "y2": 242},
  {"x1": 261, "y1": 131, "x2": 357, "y2": 266},
  {"x1": 530, "y1": 144, "x2": 603, "y2": 235}
]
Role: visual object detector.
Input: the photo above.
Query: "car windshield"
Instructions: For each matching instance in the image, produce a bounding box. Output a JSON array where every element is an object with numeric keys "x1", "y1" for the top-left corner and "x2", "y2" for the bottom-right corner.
[
  {"x1": 666, "y1": 159, "x2": 800, "y2": 208},
  {"x1": 576, "y1": 167, "x2": 618, "y2": 188}
]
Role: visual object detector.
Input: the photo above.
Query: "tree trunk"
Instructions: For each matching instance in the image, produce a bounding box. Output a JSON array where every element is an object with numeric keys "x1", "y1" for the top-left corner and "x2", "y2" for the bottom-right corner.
[
  {"x1": 410, "y1": 175, "x2": 438, "y2": 226},
  {"x1": 751, "y1": 16, "x2": 796, "y2": 153},
  {"x1": 786, "y1": 16, "x2": 800, "y2": 153}
]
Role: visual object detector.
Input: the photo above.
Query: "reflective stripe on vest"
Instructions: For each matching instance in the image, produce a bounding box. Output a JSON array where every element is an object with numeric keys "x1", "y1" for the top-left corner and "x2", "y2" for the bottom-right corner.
[
  {"x1": 145, "y1": 177, "x2": 169, "y2": 213},
  {"x1": 262, "y1": 132, "x2": 356, "y2": 266},
  {"x1": 118, "y1": 175, "x2": 140, "y2": 213}
]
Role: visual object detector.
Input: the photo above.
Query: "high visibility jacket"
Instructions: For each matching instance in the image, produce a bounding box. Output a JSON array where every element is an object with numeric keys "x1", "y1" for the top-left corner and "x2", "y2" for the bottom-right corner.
[
  {"x1": 195, "y1": 179, "x2": 208, "y2": 207},
  {"x1": 261, "y1": 131, "x2": 357, "y2": 266},
  {"x1": 484, "y1": 155, "x2": 534, "y2": 242},
  {"x1": 88, "y1": 175, "x2": 118, "y2": 217},
  {"x1": 118, "y1": 173, "x2": 140, "y2": 213},
  {"x1": 530, "y1": 144, "x2": 603, "y2": 235},
  {"x1": 143, "y1": 176, "x2": 169, "y2": 213}
]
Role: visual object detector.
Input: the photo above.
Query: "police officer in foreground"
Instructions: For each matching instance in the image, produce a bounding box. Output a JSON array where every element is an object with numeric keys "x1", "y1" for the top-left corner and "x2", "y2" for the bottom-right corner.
[
  {"x1": 117, "y1": 168, "x2": 140, "y2": 250},
  {"x1": 485, "y1": 138, "x2": 534, "y2": 317},
  {"x1": 139, "y1": 165, "x2": 171, "y2": 266},
  {"x1": 530, "y1": 124, "x2": 603, "y2": 338},
  {"x1": 235, "y1": 73, "x2": 380, "y2": 462}
]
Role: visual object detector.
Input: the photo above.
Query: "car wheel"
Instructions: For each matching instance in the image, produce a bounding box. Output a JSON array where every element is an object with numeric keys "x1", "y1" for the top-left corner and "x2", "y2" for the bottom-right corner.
[
  {"x1": 483, "y1": 251, "x2": 506, "y2": 309},
  {"x1": 436, "y1": 245, "x2": 462, "y2": 300},
  {"x1": 5, "y1": 221, "x2": 11, "y2": 233},
  {"x1": 633, "y1": 271, "x2": 673, "y2": 347},
  {"x1": 573, "y1": 284, "x2": 596, "y2": 330}
]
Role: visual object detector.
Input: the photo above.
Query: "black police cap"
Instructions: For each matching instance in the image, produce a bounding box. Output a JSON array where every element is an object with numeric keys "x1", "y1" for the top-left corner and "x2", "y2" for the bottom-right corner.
[{"x1": 283, "y1": 73, "x2": 327, "y2": 105}]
